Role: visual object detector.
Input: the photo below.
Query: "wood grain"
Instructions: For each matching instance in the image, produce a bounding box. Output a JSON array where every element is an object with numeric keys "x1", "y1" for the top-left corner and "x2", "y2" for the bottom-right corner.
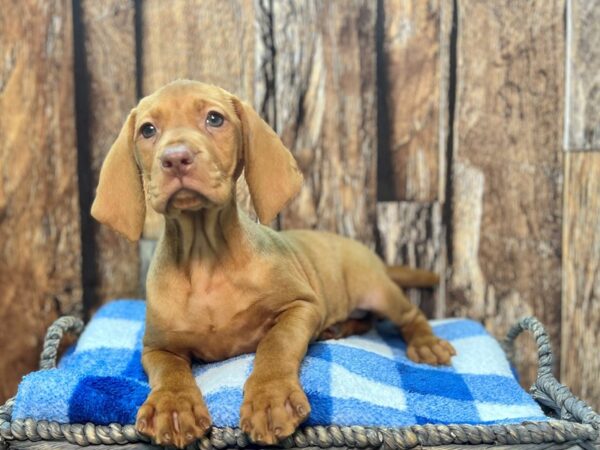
[
  {"x1": 81, "y1": 0, "x2": 141, "y2": 304},
  {"x1": 448, "y1": 0, "x2": 565, "y2": 387},
  {"x1": 141, "y1": 0, "x2": 257, "y2": 100},
  {"x1": 438, "y1": 0, "x2": 453, "y2": 205},
  {"x1": 273, "y1": 0, "x2": 378, "y2": 246},
  {"x1": 564, "y1": 0, "x2": 600, "y2": 151},
  {"x1": 377, "y1": 202, "x2": 444, "y2": 318},
  {"x1": 562, "y1": 152, "x2": 600, "y2": 412},
  {"x1": 379, "y1": 0, "x2": 441, "y2": 202},
  {"x1": 375, "y1": 0, "x2": 451, "y2": 318},
  {"x1": 141, "y1": 0, "x2": 262, "y2": 233},
  {"x1": 0, "y1": 0, "x2": 81, "y2": 402}
]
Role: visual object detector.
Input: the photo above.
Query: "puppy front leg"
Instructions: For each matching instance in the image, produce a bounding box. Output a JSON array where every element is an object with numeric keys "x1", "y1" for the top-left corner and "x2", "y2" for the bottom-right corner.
[
  {"x1": 136, "y1": 348, "x2": 211, "y2": 448},
  {"x1": 241, "y1": 303, "x2": 322, "y2": 445}
]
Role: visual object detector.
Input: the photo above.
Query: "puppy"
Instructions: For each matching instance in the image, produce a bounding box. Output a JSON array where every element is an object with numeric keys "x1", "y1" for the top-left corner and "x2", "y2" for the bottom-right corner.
[{"x1": 91, "y1": 80, "x2": 455, "y2": 448}]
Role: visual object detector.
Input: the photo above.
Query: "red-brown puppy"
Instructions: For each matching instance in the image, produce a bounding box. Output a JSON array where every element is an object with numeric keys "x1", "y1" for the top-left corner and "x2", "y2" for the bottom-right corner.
[{"x1": 91, "y1": 80, "x2": 455, "y2": 448}]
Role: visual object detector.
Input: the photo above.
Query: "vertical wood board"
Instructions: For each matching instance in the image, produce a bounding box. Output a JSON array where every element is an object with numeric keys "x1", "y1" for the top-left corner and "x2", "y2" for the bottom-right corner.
[
  {"x1": 0, "y1": 0, "x2": 81, "y2": 401},
  {"x1": 564, "y1": 0, "x2": 600, "y2": 151},
  {"x1": 438, "y1": 0, "x2": 453, "y2": 205},
  {"x1": 141, "y1": 0, "x2": 258, "y2": 100},
  {"x1": 374, "y1": 0, "x2": 452, "y2": 318},
  {"x1": 377, "y1": 202, "x2": 444, "y2": 318},
  {"x1": 561, "y1": 152, "x2": 600, "y2": 412},
  {"x1": 379, "y1": 0, "x2": 441, "y2": 202},
  {"x1": 448, "y1": 0, "x2": 564, "y2": 386},
  {"x1": 81, "y1": 0, "x2": 141, "y2": 304},
  {"x1": 274, "y1": 0, "x2": 378, "y2": 246}
]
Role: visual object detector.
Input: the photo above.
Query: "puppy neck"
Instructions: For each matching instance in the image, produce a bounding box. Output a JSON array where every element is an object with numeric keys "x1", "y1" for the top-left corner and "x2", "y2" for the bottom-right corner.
[{"x1": 162, "y1": 199, "x2": 255, "y2": 268}]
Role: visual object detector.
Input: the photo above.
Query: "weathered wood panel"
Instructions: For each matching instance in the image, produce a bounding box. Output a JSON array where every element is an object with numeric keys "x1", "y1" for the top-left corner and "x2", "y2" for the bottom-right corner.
[
  {"x1": 564, "y1": 0, "x2": 600, "y2": 151},
  {"x1": 140, "y1": 0, "x2": 262, "y2": 235},
  {"x1": 274, "y1": 0, "x2": 377, "y2": 246},
  {"x1": 438, "y1": 0, "x2": 453, "y2": 205},
  {"x1": 377, "y1": 202, "x2": 444, "y2": 318},
  {"x1": 448, "y1": 0, "x2": 564, "y2": 387},
  {"x1": 378, "y1": 0, "x2": 441, "y2": 202},
  {"x1": 374, "y1": 0, "x2": 452, "y2": 317},
  {"x1": 81, "y1": 0, "x2": 140, "y2": 304},
  {"x1": 0, "y1": 0, "x2": 81, "y2": 401},
  {"x1": 562, "y1": 152, "x2": 600, "y2": 411},
  {"x1": 141, "y1": 0, "x2": 258, "y2": 100}
]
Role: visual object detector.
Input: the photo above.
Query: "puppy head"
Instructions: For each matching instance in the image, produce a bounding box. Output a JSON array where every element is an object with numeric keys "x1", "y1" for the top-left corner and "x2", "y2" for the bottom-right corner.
[{"x1": 91, "y1": 80, "x2": 303, "y2": 241}]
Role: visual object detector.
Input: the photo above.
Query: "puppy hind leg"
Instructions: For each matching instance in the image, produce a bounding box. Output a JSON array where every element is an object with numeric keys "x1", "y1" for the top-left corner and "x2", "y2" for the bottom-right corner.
[
  {"x1": 369, "y1": 280, "x2": 456, "y2": 365},
  {"x1": 317, "y1": 315, "x2": 375, "y2": 340}
]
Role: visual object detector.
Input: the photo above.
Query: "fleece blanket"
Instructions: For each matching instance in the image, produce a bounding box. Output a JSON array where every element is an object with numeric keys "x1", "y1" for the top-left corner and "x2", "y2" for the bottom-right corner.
[{"x1": 13, "y1": 300, "x2": 547, "y2": 427}]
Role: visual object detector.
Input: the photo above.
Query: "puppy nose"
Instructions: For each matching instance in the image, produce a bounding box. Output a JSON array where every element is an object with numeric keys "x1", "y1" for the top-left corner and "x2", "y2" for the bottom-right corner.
[{"x1": 160, "y1": 145, "x2": 195, "y2": 176}]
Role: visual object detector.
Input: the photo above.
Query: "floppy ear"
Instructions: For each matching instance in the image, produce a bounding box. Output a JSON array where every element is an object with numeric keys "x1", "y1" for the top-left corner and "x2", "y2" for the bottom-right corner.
[
  {"x1": 91, "y1": 109, "x2": 146, "y2": 241},
  {"x1": 233, "y1": 99, "x2": 303, "y2": 224}
]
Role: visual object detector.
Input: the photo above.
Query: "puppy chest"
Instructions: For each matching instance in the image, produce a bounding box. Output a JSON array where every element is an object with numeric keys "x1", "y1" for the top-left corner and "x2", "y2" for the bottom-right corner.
[
  {"x1": 147, "y1": 264, "x2": 293, "y2": 360},
  {"x1": 172, "y1": 293, "x2": 278, "y2": 361}
]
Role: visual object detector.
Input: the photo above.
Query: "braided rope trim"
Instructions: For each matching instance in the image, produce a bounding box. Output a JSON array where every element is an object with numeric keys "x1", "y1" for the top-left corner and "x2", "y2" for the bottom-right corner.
[
  {"x1": 0, "y1": 316, "x2": 597, "y2": 449},
  {"x1": 39, "y1": 316, "x2": 84, "y2": 370},
  {"x1": 503, "y1": 317, "x2": 600, "y2": 430},
  {"x1": 0, "y1": 415, "x2": 597, "y2": 449}
]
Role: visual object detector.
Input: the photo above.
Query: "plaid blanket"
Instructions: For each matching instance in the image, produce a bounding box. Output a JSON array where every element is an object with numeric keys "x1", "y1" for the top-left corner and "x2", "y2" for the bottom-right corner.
[{"x1": 13, "y1": 300, "x2": 547, "y2": 427}]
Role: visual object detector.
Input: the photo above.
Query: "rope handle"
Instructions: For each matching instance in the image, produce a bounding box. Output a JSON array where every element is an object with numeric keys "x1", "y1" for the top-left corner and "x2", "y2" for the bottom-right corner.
[
  {"x1": 503, "y1": 316, "x2": 554, "y2": 378},
  {"x1": 503, "y1": 316, "x2": 600, "y2": 429},
  {"x1": 39, "y1": 316, "x2": 84, "y2": 370},
  {"x1": 0, "y1": 316, "x2": 84, "y2": 448}
]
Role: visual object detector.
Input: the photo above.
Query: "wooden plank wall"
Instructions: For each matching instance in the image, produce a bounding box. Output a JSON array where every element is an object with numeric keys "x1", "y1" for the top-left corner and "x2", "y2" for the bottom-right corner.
[
  {"x1": 0, "y1": 0, "x2": 82, "y2": 401},
  {"x1": 562, "y1": 0, "x2": 600, "y2": 412},
  {"x1": 79, "y1": 0, "x2": 140, "y2": 306},
  {"x1": 377, "y1": 0, "x2": 567, "y2": 394},
  {"x1": 448, "y1": 0, "x2": 565, "y2": 388},
  {"x1": 273, "y1": 1, "x2": 378, "y2": 246},
  {"x1": 1, "y1": 0, "x2": 600, "y2": 414},
  {"x1": 376, "y1": 0, "x2": 447, "y2": 318},
  {"x1": 377, "y1": 0, "x2": 441, "y2": 203}
]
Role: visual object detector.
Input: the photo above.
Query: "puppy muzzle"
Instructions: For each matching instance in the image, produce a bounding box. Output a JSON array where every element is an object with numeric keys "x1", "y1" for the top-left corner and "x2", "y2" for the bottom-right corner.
[
  {"x1": 160, "y1": 144, "x2": 195, "y2": 178},
  {"x1": 152, "y1": 143, "x2": 231, "y2": 214}
]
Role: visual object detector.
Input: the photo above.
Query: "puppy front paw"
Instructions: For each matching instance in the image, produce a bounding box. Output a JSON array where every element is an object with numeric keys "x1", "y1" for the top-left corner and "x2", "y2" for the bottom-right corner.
[
  {"x1": 407, "y1": 336, "x2": 456, "y2": 365},
  {"x1": 136, "y1": 386, "x2": 211, "y2": 448},
  {"x1": 240, "y1": 375, "x2": 310, "y2": 445}
]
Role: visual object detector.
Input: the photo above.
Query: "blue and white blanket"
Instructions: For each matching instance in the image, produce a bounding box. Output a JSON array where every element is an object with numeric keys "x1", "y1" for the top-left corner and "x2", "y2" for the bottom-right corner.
[{"x1": 13, "y1": 300, "x2": 547, "y2": 427}]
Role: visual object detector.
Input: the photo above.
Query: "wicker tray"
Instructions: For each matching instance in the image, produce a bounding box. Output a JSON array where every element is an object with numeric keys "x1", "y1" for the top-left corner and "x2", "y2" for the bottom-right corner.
[{"x1": 0, "y1": 316, "x2": 598, "y2": 449}]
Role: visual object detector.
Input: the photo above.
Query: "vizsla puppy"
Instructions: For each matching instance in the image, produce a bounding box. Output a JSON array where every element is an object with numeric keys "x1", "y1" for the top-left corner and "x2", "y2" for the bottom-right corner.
[{"x1": 91, "y1": 80, "x2": 455, "y2": 448}]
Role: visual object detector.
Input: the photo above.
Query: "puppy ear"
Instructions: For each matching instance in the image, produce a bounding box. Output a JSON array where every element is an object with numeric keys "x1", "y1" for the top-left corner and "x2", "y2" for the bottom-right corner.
[
  {"x1": 233, "y1": 99, "x2": 303, "y2": 224},
  {"x1": 91, "y1": 109, "x2": 146, "y2": 241}
]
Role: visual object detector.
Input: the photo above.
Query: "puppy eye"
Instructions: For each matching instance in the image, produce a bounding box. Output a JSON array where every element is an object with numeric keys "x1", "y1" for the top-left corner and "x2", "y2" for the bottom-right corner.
[
  {"x1": 140, "y1": 123, "x2": 157, "y2": 138},
  {"x1": 206, "y1": 111, "x2": 224, "y2": 128}
]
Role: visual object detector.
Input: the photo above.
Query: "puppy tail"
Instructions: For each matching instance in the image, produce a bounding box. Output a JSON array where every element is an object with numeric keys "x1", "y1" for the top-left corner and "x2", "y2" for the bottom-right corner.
[{"x1": 386, "y1": 265, "x2": 440, "y2": 288}]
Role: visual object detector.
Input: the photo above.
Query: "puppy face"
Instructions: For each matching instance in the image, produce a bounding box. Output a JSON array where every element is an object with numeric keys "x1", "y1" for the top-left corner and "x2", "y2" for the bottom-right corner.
[
  {"x1": 92, "y1": 80, "x2": 302, "y2": 241},
  {"x1": 134, "y1": 81, "x2": 243, "y2": 215}
]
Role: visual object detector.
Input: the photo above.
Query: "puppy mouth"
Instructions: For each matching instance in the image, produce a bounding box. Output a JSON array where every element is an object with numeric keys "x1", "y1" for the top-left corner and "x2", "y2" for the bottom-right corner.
[
  {"x1": 167, "y1": 188, "x2": 210, "y2": 211},
  {"x1": 152, "y1": 174, "x2": 225, "y2": 214}
]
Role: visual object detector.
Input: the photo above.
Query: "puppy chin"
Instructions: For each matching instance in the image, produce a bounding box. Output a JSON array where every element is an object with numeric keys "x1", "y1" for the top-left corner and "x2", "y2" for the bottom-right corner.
[
  {"x1": 151, "y1": 181, "x2": 233, "y2": 215},
  {"x1": 149, "y1": 190, "x2": 202, "y2": 215},
  {"x1": 167, "y1": 189, "x2": 211, "y2": 212}
]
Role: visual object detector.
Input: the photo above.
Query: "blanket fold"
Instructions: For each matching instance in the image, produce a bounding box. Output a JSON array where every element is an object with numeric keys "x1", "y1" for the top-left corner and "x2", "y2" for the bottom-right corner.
[{"x1": 13, "y1": 300, "x2": 547, "y2": 427}]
